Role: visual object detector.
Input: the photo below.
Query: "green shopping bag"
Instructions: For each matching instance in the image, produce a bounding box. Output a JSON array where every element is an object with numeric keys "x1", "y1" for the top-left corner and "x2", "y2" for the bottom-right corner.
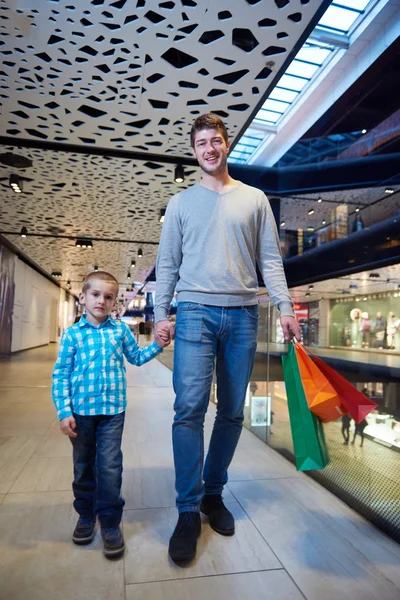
[{"x1": 282, "y1": 343, "x2": 329, "y2": 471}]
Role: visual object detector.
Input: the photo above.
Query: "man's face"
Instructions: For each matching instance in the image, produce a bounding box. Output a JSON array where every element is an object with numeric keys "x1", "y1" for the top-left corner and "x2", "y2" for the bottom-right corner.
[
  {"x1": 79, "y1": 279, "x2": 118, "y2": 324},
  {"x1": 191, "y1": 128, "x2": 230, "y2": 176}
]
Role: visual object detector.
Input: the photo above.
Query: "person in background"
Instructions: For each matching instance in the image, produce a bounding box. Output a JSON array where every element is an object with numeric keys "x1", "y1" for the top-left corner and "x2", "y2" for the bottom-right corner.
[
  {"x1": 341, "y1": 414, "x2": 351, "y2": 445},
  {"x1": 154, "y1": 113, "x2": 301, "y2": 564},
  {"x1": 351, "y1": 418, "x2": 368, "y2": 447},
  {"x1": 52, "y1": 271, "x2": 169, "y2": 559}
]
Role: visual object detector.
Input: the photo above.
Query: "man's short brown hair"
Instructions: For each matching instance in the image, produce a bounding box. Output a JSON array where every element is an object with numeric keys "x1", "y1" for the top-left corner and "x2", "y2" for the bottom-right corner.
[
  {"x1": 190, "y1": 113, "x2": 229, "y2": 148},
  {"x1": 82, "y1": 271, "x2": 119, "y2": 295}
]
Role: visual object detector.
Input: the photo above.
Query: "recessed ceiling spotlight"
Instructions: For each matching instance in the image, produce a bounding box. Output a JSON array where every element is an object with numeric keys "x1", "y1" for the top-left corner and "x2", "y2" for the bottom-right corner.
[
  {"x1": 361, "y1": 129, "x2": 367, "y2": 134},
  {"x1": 127, "y1": 272, "x2": 131, "y2": 280},
  {"x1": 159, "y1": 208, "x2": 166, "y2": 223},
  {"x1": 137, "y1": 248, "x2": 143, "y2": 258},
  {"x1": 355, "y1": 207, "x2": 360, "y2": 212},
  {"x1": 75, "y1": 238, "x2": 93, "y2": 248},
  {"x1": 322, "y1": 220, "x2": 326, "y2": 225},
  {"x1": 9, "y1": 174, "x2": 23, "y2": 193},
  {"x1": 308, "y1": 285, "x2": 314, "y2": 290},
  {"x1": 20, "y1": 226, "x2": 27, "y2": 237},
  {"x1": 94, "y1": 265, "x2": 99, "y2": 272},
  {"x1": 51, "y1": 271, "x2": 62, "y2": 278},
  {"x1": 305, "y1": 292, "x2": 310, "y2": 297},
  {"x1": 280, "y1": 221, "x2": 286, "y2": 227},
  {"x1": 385, "y1": 188, "x2": 394, "y2": 194},
  {"x1": 131, "y1": 259, "x2": 136, "y2": 268},
  {"x1": 369, "y1": 272, "x2": 380, "y2": 278},
  {"x1": 307, "y1": 226, "x2": 314, "y2": 231},
  {"x1": 308, "y1": 209, "x2": 315, "y2": 215},
  {"x1": 174, "y1": 164, "x2": 185, "y2": 183},
  {"x1": 317, "y1": 198, "x2": 322, "y2": 203}
]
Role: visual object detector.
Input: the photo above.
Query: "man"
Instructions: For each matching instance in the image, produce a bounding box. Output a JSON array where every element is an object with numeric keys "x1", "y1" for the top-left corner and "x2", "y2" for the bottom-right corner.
[{"x1": 154, "y1": 113, "x2": 301, "y2": 563}]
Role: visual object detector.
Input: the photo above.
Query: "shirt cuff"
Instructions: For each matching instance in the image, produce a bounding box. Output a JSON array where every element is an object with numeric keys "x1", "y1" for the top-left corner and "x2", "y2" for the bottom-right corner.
[
  {"x1": 58, "y1": 406, "x2": 73, "y2": 420},
  {"x1": 278, "y1": 301, "x2": 295, "y2": 318},
  {"x1": 149, "y1": 341, "x2": 164, "y2": 354},
  {"x1": 154, "y1": 307, "x2": 169, "y2": 323}
]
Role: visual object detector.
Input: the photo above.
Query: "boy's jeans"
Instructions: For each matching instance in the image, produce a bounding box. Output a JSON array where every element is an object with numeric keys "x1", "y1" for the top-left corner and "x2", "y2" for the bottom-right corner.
[
  {"x1": 70, "y1": 412, "x2": 125, "y2": 528},
  {"x1": 173, "y1": 302, "x2": 258, "y2": 513}
]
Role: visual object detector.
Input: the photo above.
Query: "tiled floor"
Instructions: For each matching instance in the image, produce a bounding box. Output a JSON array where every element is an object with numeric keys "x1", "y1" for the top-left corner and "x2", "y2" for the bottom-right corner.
[{"x1": 0, "y1": 345, "x2": 399, "y2": 600}]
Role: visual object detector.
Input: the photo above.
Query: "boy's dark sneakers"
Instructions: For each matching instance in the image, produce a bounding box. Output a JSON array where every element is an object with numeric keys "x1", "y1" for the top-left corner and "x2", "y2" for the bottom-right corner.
[
  {"x1": 101, "y1": 526, "x2": 125, "y2": 560},
  {"x1": 200, "y1": 494, "x2": 235, "y2": 536},
  {"x1": 72, "y1": 517, "x2": 96, "y2": 545},
  {"x1": 168, "y1": 511, "x2": 201, "y2": 564}
]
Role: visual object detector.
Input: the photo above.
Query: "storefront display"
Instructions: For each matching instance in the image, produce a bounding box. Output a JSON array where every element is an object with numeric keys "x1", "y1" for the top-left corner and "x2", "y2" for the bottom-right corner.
[
  {"x1": 364, "y1": 411, "x2": 400, "y2": 452},
  {"x1": 330, "y1": 294, "x2": 400, "y2": 350}
]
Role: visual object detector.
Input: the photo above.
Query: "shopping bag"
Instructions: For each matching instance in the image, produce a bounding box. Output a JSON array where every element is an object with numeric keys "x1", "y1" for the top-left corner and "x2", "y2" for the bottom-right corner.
[
  {"x1": 309, "y1": 354, "x2": 378, "y2": 423},
  {"x1": 294, "y1": 342, "x2": 346, "y2": 423},
  {"x1": 282, "y1": 343, "x2": 329, "y2": 471}
]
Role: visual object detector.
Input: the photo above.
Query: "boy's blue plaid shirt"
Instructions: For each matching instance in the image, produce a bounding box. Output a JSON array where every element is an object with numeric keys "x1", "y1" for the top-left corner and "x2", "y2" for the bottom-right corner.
[{"x1": 52, "y1": 315, "x2": 163, "y2": 420}]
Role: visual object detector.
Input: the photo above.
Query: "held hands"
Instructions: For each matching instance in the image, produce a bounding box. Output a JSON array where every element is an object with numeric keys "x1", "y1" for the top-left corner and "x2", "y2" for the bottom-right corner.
[
  {"x1": 154, "y1": 319, "x2": 175, "y2": 348},
  {"x1": 60, "y1": 415, "x2": 77, "y2": 438},
  {"x1": 280, "y1": 315, "x2": 302, "y2": 342}
]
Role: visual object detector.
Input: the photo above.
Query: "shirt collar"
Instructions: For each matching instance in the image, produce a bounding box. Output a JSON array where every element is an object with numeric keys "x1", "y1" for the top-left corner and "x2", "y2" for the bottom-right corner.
[{"x1": 78, "y1": 314, "x2": 117, "y2": 329}]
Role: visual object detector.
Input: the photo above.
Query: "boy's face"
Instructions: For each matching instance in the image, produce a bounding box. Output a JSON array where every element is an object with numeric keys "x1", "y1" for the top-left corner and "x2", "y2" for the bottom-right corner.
[
  {"x1": 191, "y1": 127, "x2": 230, "y2": 177},
  {"x1": 79, "y1": 279, "x2": 118, "y2": 325}
]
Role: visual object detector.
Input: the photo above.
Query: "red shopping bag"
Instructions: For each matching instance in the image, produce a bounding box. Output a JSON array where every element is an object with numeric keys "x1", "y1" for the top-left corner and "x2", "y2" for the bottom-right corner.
[
  {"x1": 304, "y1": 350, "x2": 378, "y2": 423},
  {"x1": 294, "y1": 342, "x2": 345, "y2": 423}
]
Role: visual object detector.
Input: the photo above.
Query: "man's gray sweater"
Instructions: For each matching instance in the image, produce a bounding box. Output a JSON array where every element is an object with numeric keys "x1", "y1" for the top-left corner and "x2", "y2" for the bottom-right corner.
[{"x1": 154, "y1": 182, "x2": 294, "y2": 322}]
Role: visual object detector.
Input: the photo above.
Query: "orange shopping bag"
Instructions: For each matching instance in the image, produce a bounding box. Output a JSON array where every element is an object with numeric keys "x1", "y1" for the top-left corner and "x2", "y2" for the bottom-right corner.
[{"x1": 294, "y1": 342, "x2": 346, "y2": 423}]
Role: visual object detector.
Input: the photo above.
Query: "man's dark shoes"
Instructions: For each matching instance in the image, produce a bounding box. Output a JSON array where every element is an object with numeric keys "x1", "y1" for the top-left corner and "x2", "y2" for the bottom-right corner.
[
  {"x1": 169, "y1": 511, "x2": 201, "y2": 564},
  {"x1": 200, "y1": 494, "x2": 235, "y2": 536},
  {"x1": 72, "y1": 517, "x2": 96, "y2": 545},
  {"x1": 101, "y1": 526, "x2": 125, "y2": 560}
]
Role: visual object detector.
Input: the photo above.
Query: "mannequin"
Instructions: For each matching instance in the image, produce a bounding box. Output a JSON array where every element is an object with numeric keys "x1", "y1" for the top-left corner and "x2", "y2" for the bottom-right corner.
[
  {"x1": 360, "y1": 312, "x2": 372, "y2": 348},
  {"x1": 387, "y1": 312, "x2": 398, "y2": 349},
  {"x1": 374, "y1": 311, "x2": 386, "y2": 349}
]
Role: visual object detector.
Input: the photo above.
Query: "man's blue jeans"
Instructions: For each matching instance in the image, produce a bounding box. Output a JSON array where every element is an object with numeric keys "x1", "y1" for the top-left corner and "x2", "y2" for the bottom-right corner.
[
  {"x1": 70, "y1": 412, "x2": 125, "y2": 528},
  {"x1": 173, "y1": 302, "x2": 258, "y2": 513}
]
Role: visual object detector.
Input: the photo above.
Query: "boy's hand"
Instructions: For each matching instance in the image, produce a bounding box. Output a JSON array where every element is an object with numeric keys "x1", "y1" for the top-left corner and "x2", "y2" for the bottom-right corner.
[{"x1": 60, "y1": 416, "x2": 77, "y2": 438}]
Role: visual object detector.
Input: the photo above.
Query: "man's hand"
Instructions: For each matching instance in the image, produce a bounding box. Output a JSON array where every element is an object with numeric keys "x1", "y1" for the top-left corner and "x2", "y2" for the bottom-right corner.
[
  {"x1": 280, "y1": 316, "x2": 301, "y2": 342},
  {"x1": 60, "y1": 416, "x2": 77, "y2": 438},
  {"x1": 154, "y1": 320, "x2": 175, "y2": 347}
]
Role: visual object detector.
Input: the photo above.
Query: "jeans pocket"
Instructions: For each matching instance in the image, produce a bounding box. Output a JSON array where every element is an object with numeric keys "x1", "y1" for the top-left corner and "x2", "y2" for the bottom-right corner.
[
  {"x1": 175, "y1": 308, "x2": 204, "y2": 343},
  {"x1": 177, "y1": 301, "x2": 202, "y2": 312},
  {"x1": 243, "y1": 306, "x2": 259, "y2": 320}
]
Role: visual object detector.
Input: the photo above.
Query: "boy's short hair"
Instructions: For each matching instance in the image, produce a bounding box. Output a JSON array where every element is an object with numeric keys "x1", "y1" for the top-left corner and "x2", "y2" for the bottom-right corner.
[
  {"x1": 82, "y1": 271, "x2": 119, "y2": 295},
  {"x1": 190, "y1": 113, "x2": 229, "y2": 148}
]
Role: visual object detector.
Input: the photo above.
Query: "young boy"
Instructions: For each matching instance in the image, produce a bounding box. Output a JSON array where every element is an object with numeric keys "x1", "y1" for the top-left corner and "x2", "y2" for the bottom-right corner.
[{"x1": 52, "y1": 271, "x2": 168, "y2": 559}]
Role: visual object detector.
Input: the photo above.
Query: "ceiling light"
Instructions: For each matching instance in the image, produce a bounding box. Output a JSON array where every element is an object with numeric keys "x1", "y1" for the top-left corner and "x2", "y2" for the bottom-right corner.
[
  {"x1": 138, "y1": 248, "x2": 143, "y2": 258},
  {"x1": 94, "y1": 265, "x2": 99, "y2": 272},
  {"x1": 361, "y1": 129, "x2": 367, "y2": 134},
  {"x1": 67, "y1": 280, "x2": 71, "y2": 289},
  {"x1": 75, "y1": 238, "x2": 93, "y2": 248},
  {"x1": 355, "y1": 207, "x2": 360, "y2": 212},
  {"x1": 280, "y1": 221, "x2": 286, "y2": 227},
  {"x1": 308, "y1": 285, "x2": 314, "y2": 290},
  {"x1": 363, "y1": 297, "x2": 367, "y2": 301},
  {"x1": 9, "y1": 174, "x2": 23, "y2": 193},
  {"x1": 317, "y1": 198, "x2": 322, "y2": 203},
  {"x1": 127, "y1": 272, "x2": 131, "y2": 280},
  {"x1": 51, "y1": 271, "x2": 62, "y2": 278},
  {"x1": 20, "y1": 226, "x2": 27, "y2": 237},
  {"x1": 159, "y1": 208, "x2": 166, "y2": 223},
  {"x1": 305, "y1": 292, "x2": 310, "y2": 297},
  {"x1": 369, "y1": 272, "x2": 380, "y2": 278},
  {"x1": 131, "y1": 259, "x2": 136, "y2": 268},
  {"x1": 174, "y1": 164, "x2": 185, "y2": 183},
  {"x1": 308, "y1": 209, "x2": 315, "y2": 215},
  {"x1": 385, "y1": 188, "x2": 394, "y2": 194},
  {"x1": 307, "y1": 226, "x2": 314, "y2": 231},
  {"x1": 322, "y1": 220, "x2": 326, "y2": 225}
]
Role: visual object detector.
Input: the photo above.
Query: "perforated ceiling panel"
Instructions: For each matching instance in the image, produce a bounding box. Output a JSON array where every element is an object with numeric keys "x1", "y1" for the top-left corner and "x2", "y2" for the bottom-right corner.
[
  {"x1": 0, "y1": 0, "x2": 324, "y2": 153},
  {"x1": 0, "y1": 0, "x2": 328, "y2": 294}
]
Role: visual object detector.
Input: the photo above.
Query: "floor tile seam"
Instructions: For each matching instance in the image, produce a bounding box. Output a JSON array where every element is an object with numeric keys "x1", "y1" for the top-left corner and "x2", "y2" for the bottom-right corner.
[
  {"x1": 225, "y1": 484, "x2": 288, "y2": 572},
  {"x1": 123, "y1": 567, "x2": 287, "y2": 587},
  {"x1": 4, "y1": 488, "x2": 73, "y2": 496},
  {"x1": 225, "y1": 487, "x2": 308, "y2": 599},
  {"x1": 228, "y1": 476, "x2": 301, "y2": 483}
]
